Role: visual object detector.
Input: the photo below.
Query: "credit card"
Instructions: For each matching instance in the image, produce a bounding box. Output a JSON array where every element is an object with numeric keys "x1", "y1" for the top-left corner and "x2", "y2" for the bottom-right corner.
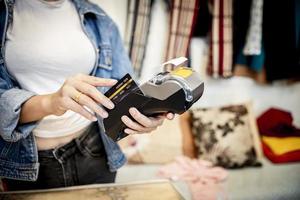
[{"x1": 104, "y1": 74, "x2": 142, "y2": 106}]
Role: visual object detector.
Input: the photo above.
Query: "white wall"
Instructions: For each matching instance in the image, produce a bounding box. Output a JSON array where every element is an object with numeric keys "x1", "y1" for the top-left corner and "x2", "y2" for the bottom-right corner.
[{"x1": 90, "y1": 0, "x2": 128, "y2": 39}]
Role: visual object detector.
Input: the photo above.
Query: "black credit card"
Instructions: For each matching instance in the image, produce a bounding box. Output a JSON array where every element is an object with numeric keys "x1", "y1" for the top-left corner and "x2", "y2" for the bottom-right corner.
[{"x1": 104, "y1": 74, "x2": 142, "y2": 106}]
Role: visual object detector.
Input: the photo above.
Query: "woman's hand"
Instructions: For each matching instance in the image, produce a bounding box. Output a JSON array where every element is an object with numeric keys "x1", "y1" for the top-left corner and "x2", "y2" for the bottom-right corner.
[
  {"x1": 48, "y1": 74, "x2": 117, "y2": 121},
  {"x1": 121, "y1": 107, "x2": 175, "y2": 134}
]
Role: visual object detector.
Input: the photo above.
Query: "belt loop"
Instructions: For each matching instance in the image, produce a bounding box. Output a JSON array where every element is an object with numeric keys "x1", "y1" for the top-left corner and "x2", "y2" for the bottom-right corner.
[
  {"x1": 52, "y1": 148, "x2": 59, "y2": 161},
  {"x1": 52, "y1": 147, "x2": 65, "y2": 163}
]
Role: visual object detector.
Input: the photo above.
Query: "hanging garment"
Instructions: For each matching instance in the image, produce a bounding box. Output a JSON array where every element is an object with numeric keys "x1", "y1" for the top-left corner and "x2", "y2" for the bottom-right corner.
[
  {"x1": 190, "y1": 0, "x2": 211, "y2": 79},
  {"x1": 263, "y1": 0, "x2": 300, "y2": 81},
  {"x1": 124, "y1": 0, "x2": 153, "y2": 77},
  {"x1": 207, "y1": 0, "x2": 233, "y2": 78},
  {"x1": 232, "y1": 0, "x2": 251, "y2": 66},
  {"x1": 165, "y1": 0, "x2": 200, "y2": 62},
  {"x1": 296, "y1": 0, "x2": 300, "y2": 65},
  {"x1": 235, "y1": 44, "x2": 265, "y2": 72},
  {"x1": 233, "y1": 0, "x2": 264, "y2": 74},
  {"x1": 124, "y1": 0, "x2": 136, "y2": 53},
  {"x1": 139, "y1": 0, "x2": 170, "y2": 83},
  {"x1": 192, "y1": 0, "x2": 212, "y2": 38},
  {"x1": 243, "y1": 0, "x2": 263, "y2": 55}
]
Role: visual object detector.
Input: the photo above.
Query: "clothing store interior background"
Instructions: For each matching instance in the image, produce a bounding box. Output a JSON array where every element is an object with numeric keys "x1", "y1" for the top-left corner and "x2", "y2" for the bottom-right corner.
[
  {"x1": 2, "y1": 0, "x2": 300, "y2": 199},
  {"x1": 89, "y1": 0, "x2": 300, "y2": 199}
]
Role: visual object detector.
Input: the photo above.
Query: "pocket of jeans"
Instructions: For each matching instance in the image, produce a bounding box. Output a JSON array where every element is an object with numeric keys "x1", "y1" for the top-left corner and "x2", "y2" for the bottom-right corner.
[{"x1": 80, "y1": 128, "x2": 105, "y2": 158}]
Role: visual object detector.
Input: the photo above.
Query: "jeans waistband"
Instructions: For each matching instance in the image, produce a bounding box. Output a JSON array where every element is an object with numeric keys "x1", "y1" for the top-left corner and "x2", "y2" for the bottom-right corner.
[{"x1": 38, "y1": 123, "x2": 99, "y2": 160}]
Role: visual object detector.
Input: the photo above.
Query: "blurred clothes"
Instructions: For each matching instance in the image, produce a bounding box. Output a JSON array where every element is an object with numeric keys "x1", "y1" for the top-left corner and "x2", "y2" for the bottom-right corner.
[
  {"x1": 139, "y1": 0, "x2": 169, "y2": 83},
  {"x1": 263, "y1": 0, "x2": 300, "y2": 81},
  {"x1": 262, "y1": 137, "x2": 300, "y2": 156},
  {"x1": 124, "y1": 0, "x2": 153, "y2": 78},
  {"x1": 192, "y1": 0, "x2": 211, "y2": 37},
  {"x1": 257, "y1": 108, "x2": 300, "y2": 138},
  {"x1": 257, "y1": 108, "x2": 300, "y2": 163},
  {"x1": 235, "y1": 48, "x2": 265, "y2": 73},
  {"x1": 207, "y1": 0, "x2": 233, "y2": 78},
  {"x1": 296, "y1": 0, "x2": 300, "y2": 49},
  {"x1": 157, "y1": 156, "x2": 228, "y2": 200},
  {"x1": 233, "y1": 0, "x2": 264, "y2": 74},
  {"x1": 187, "y1": 180, "x2": 227, "y2": 200},
  {"x1": 165, "y1": 0, "x2": 199, "y2": 62},
  {"x1": 198, "y1": 0, "x2": 300, "y2": 82},
  {"x1": 243, "y1": 0, "x2": 263, "y2": 56},
  {"x1": 262, "y1": 142, "x2": 300, "y2": 164}
]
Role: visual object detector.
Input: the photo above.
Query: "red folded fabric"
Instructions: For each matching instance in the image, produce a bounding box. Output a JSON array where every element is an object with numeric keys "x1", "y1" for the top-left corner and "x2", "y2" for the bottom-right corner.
[
  {"x1": 262, "y1": 141, "x2": 300, "y2": 163},
  {"x1": 257, "y1": 108, "x2": 300, "y2": 163},
  {"x1": 257, "y1": 108, "x2": 300, "y2": 137}
]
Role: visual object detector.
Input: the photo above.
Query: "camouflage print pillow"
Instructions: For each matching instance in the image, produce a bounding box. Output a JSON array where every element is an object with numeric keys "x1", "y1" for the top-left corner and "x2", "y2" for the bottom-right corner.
[{"x1": 190, "y1": 104, "x2": 262, "y2": 168}]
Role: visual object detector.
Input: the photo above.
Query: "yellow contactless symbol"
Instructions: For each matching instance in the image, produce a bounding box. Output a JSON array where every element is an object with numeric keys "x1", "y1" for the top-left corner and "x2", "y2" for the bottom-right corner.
[
  {"x1": 108, "y1": 79, "x2": 133, "y2": 99},
  {"x1": 171, "y1": 67, "x2": 193, "y2": 78}
]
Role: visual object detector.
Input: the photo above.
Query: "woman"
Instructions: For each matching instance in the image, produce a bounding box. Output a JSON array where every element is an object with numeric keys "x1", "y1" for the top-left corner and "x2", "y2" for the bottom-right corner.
[{"x1": 0, "y1": 0, "x2": 173, "y2": 191}]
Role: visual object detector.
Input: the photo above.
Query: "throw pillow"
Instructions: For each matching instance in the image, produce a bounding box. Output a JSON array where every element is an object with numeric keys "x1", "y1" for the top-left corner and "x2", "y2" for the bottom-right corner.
[{"x1": 189, "y1": 103, "x2": 262, "y2": 168}]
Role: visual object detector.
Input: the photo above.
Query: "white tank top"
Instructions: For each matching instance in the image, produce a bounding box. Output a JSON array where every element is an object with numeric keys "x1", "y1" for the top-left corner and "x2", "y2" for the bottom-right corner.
[{"x1": 5, "y1": 0, "x2": 96, "y2": 146}]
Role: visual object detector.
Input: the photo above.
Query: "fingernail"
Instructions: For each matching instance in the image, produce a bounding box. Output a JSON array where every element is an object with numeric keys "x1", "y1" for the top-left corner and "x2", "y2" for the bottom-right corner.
[
  {"x1": 121, "y1": 116, "x2": 127, "y2": 122},
  {"x1": 92, "y1": 116, "x2": 97, "y2": 121},
  {"x1": 124, "y1": 129, "x2": 130, "y2": 134},
  {"x1": 130, "y1": 107, "x2": 136, "y2": 114},
  {"x1": 108, "y1": 102, "x2": 114, "y2": 109},
  {"x1": 102, "y1": 111, "x2": 108, "y2": 118}
]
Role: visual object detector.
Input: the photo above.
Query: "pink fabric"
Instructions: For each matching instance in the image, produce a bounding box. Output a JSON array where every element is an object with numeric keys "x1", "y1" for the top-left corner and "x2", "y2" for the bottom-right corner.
[{"x1": 157, "y1": 156, "x2": 228, "y2": 200}]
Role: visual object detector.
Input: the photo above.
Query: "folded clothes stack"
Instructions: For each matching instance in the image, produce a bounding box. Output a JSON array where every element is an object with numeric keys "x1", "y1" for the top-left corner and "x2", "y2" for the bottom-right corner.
[
  {"x1": 257, "y1": 108, "x2": 300, "y2": 163},
  {"x1": 157, "y1": 156, "x2": 228, "y2": 200}
]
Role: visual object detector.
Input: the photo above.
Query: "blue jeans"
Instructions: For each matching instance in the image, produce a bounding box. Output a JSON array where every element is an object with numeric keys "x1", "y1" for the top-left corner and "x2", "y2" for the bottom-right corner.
[{"x1": 3, "y1": 123, "x2": 116, "y2": 191}]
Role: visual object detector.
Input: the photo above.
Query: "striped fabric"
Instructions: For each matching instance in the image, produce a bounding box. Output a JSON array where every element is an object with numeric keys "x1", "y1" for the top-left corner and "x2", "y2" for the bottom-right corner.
[
  {"x1": 124, "y1": 0, "x2": 152, "y2": 77},
  {"x1": 165, "y1": 0, "x2": 199, "y2": 65},
  {"x1": 208, "y1": 0, "x2": 233, "y2": 78}
]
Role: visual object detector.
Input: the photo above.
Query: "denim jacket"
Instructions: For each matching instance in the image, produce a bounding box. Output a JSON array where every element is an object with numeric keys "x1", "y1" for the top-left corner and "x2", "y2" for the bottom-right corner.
[{"x1": 0, "y1": 0, "x2": 133, "y2": 181}]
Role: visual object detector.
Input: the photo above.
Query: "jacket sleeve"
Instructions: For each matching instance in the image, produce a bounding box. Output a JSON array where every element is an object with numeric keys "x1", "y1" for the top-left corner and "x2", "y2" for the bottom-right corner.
[
  {"x1": 0, "y1": 84, "x2": 37, "y2": 142},
  {"x1": 109, "y1": 23, "x2": 134, "y2": 80}
]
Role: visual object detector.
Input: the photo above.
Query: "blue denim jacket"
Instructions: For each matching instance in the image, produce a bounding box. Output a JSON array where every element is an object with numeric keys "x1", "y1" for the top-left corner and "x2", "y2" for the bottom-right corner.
[{"x1": 0, "y1": 0, "x2": 133, "y2": 181}]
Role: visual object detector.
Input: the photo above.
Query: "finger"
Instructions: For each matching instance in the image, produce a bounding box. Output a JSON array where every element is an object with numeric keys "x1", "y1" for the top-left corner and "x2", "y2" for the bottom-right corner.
[
  {"x1": 124, "y1": 128, "x2": 140, "y2": 135},
  {"x1": 124, "y1": 128, "x2": 154, "y2": 135},
  {"x1": 73, "y1": 81, "x2": 114, "y2": 109},
  {"x1": 129, "y1": 107, "x2": 164, "y2": 128},
  {"x1": 64, "y1": 97, "x2": 97, "y2": 121},
  {"x1": 121, "y1": 115, "x2": 154, "y2": 133},
  {"x1": 78, "y1": 94, "x2": 109, "y2": 118},
  {"x1": 166, "y1": 112, "x2": 175, "y2": 120},
  {"x1": 152, "y1": 116, "x2": 165, "y2": 126},
  {"x1": 69, "y1": 87, "x2": 109, "y2": 118},
  {"x1": 78, "y1": 74, "x2": 117, "y2": 87}
]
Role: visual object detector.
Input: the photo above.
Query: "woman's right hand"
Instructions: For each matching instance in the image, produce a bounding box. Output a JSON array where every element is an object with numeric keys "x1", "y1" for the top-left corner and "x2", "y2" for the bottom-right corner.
[{"x1": 48, "y1": 74, "x2": 117, "y2": 121}]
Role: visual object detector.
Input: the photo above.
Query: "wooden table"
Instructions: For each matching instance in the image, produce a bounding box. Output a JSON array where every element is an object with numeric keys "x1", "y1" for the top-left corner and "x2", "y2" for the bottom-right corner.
[{"x1": 0, "y1": 180, "x2": 184, "y2": 200}]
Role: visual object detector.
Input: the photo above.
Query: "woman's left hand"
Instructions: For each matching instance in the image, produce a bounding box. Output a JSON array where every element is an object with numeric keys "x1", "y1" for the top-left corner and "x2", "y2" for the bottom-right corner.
[{"x1": 121, "y1": 107, "x2": 175, "y2": 134}]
